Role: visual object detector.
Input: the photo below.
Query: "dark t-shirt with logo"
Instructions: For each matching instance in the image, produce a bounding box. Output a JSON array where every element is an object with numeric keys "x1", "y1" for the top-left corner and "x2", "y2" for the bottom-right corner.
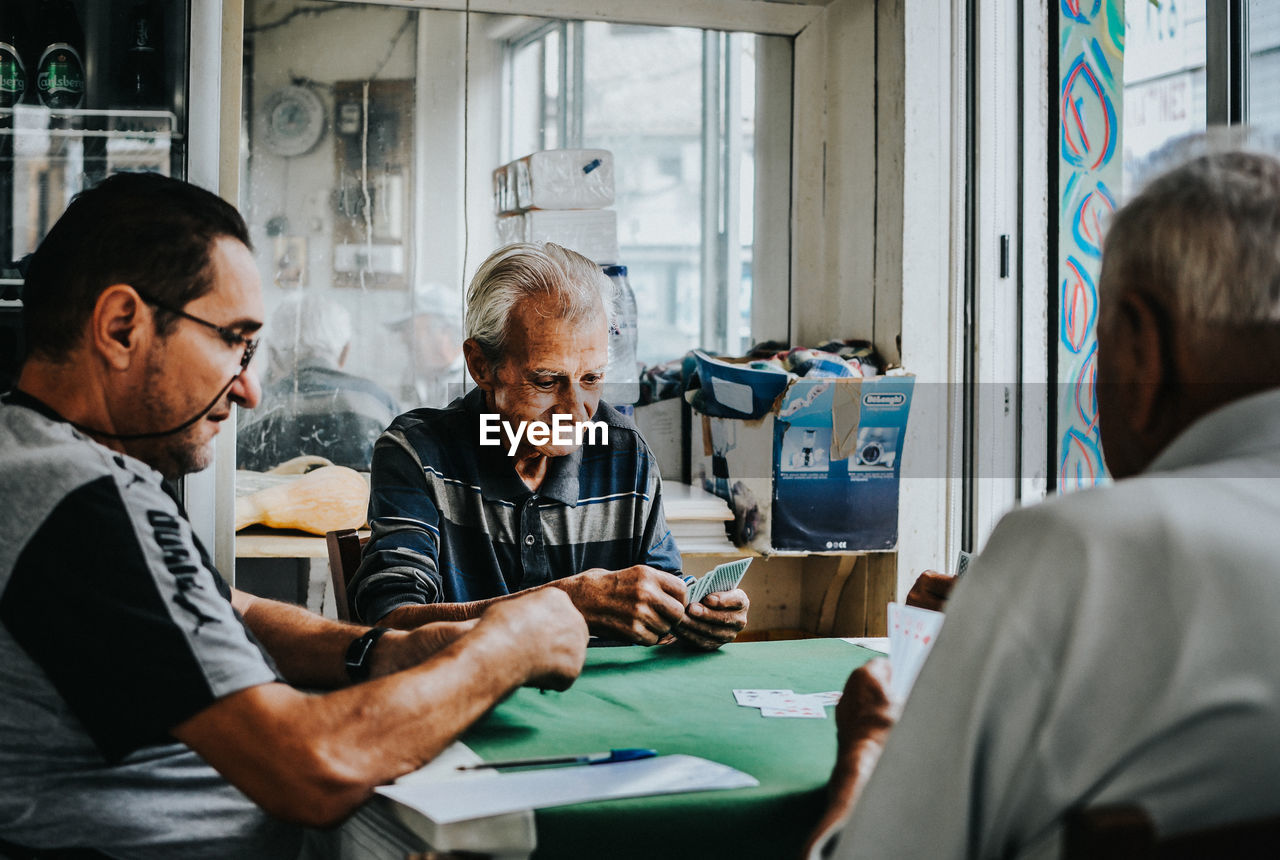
[{"x1": 0, "y1": 391, "x2": 302, "y2": 858}]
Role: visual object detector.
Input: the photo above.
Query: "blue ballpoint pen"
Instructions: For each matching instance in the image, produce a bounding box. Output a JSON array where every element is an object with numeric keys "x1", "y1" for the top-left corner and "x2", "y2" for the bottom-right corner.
[{"x1": 456, "y1": 748, "x2": 657, "y2": 771}]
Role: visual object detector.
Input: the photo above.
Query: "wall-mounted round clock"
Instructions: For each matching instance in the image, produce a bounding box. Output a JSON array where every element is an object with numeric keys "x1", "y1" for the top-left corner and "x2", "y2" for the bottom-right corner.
[{"x1": 261, "y1": 85, "x2": 325, "y2": 157}]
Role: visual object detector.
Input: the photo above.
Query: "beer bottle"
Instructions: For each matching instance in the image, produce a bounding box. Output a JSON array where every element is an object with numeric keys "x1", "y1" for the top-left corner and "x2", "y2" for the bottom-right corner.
[
  {"x1": 0, "y1": 1, "x2": 28, "y2": 108},
  {"x1": 120, "y1": 2, "x2": 163, "y2": 109},
  {"x1": 33, "y1": 0, "x2": 85, "y2": 110}
]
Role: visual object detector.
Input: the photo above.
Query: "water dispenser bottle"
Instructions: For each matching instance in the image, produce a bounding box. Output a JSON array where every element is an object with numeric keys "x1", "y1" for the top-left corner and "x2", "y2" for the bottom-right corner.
[{"x1": 602, "y1": 264, "x2": 640, "y2": 408}]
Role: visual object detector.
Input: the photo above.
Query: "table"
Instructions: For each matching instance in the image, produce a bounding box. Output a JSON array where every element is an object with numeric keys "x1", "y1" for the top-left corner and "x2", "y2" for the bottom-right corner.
[{"x1": 456, "y1": 638, "x2": 879, "y2": 859}]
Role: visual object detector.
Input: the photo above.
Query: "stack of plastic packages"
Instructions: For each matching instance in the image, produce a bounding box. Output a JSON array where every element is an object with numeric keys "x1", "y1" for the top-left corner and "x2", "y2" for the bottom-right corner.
[
  {"x1": 492, "y1": 150, "x2": 639, "y2": 407},
  {"x1": 493, "y1": 149, "x2": 619, "y2": 266}
]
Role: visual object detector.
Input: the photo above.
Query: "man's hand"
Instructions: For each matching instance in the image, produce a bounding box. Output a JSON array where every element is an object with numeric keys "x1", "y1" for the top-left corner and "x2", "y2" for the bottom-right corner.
[
  {"x1": 803, "y1": 658, "x2": 899, "y2": 858},
  {"x1": 552, "y1": 565, "x2": 688, "y2": 645},
  {"x1": 905, "y1": 569, "x2": 957, "y2": 612},
  {"x1": 474, "y1": 589, "x2": 589, "y2": 690},
  {"x1": 673, "y1": 588, "x2": 750, "y2": 650},
  {"x1": 369, "y1": 620, "x2": 479, "y2": 679}
]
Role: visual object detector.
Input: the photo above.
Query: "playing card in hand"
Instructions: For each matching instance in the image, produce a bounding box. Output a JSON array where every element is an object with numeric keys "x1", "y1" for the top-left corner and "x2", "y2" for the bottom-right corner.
[
  {"x1": 887, "y1": 602, "x2": 945, "y2": 701},
  {"x1": 686, "y1": 558, "x2": 751, "y2": 605}
]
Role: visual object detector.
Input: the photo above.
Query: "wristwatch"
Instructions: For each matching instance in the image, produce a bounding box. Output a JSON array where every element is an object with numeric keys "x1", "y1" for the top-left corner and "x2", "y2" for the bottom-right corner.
[{"x1": 345, "y1": 627, "x2": 390, "y2": 683}]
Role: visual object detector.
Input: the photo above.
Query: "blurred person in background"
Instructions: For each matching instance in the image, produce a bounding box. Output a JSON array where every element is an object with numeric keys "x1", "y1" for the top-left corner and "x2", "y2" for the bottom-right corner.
[
  {"x1": 389, "y1": 283, "x2": 467, "y2": 409},
  {"x1": 238, "y1": 293, "x2": 398, "y2": 471}
]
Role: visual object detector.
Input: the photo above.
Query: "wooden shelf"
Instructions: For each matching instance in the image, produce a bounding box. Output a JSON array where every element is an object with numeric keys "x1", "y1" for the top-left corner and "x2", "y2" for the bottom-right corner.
[{"x1": 235, "y1": 528, "x2": 366, "y2": 559}]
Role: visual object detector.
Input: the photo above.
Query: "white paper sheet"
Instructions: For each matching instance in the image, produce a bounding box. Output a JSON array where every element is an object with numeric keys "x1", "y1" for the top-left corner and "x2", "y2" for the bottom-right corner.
[
  {"x1": 376, "y1": 754, "x2": 758, "y2": 824},
  {"x1": 376, "y1": 741, "x2": 536, "y2": 853}
]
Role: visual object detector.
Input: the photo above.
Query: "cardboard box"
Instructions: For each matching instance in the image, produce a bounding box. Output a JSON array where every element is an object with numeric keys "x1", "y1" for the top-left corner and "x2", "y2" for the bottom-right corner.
[{"x1": 691, "y1": 373, "x2": 914, "y2": 553}]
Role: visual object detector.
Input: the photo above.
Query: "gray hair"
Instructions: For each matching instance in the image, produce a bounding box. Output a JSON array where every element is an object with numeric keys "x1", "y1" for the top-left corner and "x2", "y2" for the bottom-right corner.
[
  {"x1": 465, "y1": 242, "x2": 614, "y2": 366},
  {"x1": 267, "y1": 293, "x2": 352, "y2": 375},
  {"x1": 1101, "y1": 146, "x2": 1280, "y2": 326}
]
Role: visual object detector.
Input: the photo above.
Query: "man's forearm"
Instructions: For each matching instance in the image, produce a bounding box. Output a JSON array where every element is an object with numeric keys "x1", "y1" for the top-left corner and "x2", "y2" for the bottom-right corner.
[
  {"x1": 805, "y1": 658, "x2": 898, "y2": 858},
  {"x1": 235, "y1": 589, "x2": 480, "y2": 686},
  {"x1": 234, "y1": 588, "x2": 364, "y2": 688},
  {"x1": 380, "y1": 595, "x2": 510, "y2": 628},
  {"x1": 173, "y1": 621, "x2": 534, "y2": 826}
]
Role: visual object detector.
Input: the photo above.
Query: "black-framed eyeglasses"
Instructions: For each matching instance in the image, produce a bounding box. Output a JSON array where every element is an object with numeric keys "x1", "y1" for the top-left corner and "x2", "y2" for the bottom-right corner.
[{"x1": 135, "y1": 290, "x2": 259, "y2": 371}]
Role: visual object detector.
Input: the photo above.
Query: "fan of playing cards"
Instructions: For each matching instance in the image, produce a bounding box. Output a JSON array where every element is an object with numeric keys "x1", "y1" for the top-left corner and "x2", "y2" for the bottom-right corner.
[
  {"x1": 685, "y1": 558, "x2": 752, "y2": 605},
  {"x1": 887, "y1": 602, "x2": 945, "y2": 701}
]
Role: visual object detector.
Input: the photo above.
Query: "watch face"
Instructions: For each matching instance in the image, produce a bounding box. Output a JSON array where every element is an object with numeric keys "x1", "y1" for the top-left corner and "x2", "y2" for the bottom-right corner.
[{"x1": 262, "y1": 85, "x2": 325, "y2": 157}]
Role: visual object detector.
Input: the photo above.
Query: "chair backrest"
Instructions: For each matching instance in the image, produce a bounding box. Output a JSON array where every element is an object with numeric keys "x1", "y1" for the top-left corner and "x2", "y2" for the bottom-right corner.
[
  {"x1": 1064, "y1": 804, "x2": 1280, "y2": 860},
  {"x1": 325, "y1": 528, "x2": 366, "y2": 622}
]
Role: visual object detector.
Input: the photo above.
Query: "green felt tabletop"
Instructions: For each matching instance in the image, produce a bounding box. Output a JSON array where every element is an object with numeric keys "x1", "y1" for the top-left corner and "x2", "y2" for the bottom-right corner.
[{"x1": 463, "y1": 638, "x2": 879, "y2": 860}]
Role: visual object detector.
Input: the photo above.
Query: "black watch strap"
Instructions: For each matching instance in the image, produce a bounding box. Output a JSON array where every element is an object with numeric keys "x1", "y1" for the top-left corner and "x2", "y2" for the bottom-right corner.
[{"x1": 345, "y1": 627, "x2": 390, "y2": 683}]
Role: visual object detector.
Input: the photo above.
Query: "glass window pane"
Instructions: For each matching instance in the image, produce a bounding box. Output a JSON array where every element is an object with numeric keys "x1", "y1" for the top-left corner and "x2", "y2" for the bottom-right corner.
[
  {"x1": 1122, "y1": 0, "x2": 1207, "y2": 196},
  {"x1": 560, "y1": 22, "x2": 760, "y2": 366},
  {"x1": 509, "y1": 39, "x2": 545, "y2": 157},
  {"x1": 1248, "y1": 0, "x2": 1280, "y2": 126},
  {"x1": 239, "y1": 2, "x2": 787, "y2": 477},
  {"x1": 240, "y1": 1, "x2": 466, "y2": 475},
  {"x1": 736, "y1": 38, "x2": 756, "y2": 355},
  {"x1": 580, "y1": 22, "x2": 705, "y2": 366}
]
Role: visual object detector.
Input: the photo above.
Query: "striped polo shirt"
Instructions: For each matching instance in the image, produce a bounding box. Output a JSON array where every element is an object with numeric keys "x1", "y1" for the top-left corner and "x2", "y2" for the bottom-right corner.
[{"x1": 350, "y1": 388, "x2": 683, "y2": 624}]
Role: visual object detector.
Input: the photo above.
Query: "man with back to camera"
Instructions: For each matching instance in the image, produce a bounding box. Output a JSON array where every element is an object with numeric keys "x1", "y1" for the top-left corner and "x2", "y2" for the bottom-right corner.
[
  {"x1": 0, "y1": 173, "x2": 588, "y2": 858},
  {"x1": 804, "y1": 144, "x2": 1280, "y2": 858},
  {"x1": 349, "y1": 242, "x2": 750, "y2": 648},
  {"x1": 237, "y1": 293, "x2": 399, "y2": 471}
]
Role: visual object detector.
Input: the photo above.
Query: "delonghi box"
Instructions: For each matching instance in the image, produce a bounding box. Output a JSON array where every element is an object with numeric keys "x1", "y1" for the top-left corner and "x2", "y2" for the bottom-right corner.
[{"x1": 692, "y1": 372, "x2": 913, "y2": 553}]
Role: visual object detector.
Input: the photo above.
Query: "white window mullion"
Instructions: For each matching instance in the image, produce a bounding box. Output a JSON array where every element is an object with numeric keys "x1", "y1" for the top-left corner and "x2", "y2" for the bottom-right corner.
[
  {"x1": 700, "y1": 30, "x2": 723, "y2": 351},
  {"x1": 723, "y1": 33, "x2": 744, "y2": 354}
]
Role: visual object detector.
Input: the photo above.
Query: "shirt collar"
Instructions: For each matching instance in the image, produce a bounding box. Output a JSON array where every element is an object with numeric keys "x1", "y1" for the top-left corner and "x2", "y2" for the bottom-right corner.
[
  {"x1": 1147, "y1": 387, "x2": 1280, "y2": 474},
  {"x1": 462, "y1": 387, "x2": 583, "y2": 506},
  {"x1": 1, "y1": 388, "x2": 72, "y2": 425}
]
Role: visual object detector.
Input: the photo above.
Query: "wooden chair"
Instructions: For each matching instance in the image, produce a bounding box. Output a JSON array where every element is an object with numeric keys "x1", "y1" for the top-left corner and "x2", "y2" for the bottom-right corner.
[
  {"x1": 324, "y1": 528, "x2": 366, "y2": 622},
  {"x1": 1064, "y1": 804, "x2": 1280, "y2": 859}
]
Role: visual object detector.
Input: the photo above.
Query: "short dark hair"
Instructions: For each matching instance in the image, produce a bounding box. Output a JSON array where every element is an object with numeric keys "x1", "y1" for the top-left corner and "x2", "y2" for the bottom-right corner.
[{"x1": 21, "y1": 172, "x2": 253, "y2": 361}]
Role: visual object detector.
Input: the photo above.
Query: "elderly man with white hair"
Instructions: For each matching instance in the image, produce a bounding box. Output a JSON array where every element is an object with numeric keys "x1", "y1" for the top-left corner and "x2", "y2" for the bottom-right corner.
[
  {"x1": 350, "y1": 242, "x2": 750, "y2": 648},
  {"x1": 804, "y1": 145, "x2": 1280, "y2": 859},
  {"x1": 237, "y1": 294, "x2": 398, "y2": 470}
]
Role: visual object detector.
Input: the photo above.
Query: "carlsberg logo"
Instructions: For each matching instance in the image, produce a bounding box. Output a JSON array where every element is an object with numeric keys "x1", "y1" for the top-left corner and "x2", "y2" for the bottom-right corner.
[
  {"x1": 479, "y1": 413, "x2": 608, "y2": 455},
  {"x1": 38, "y1": 70, "x2": 84, "y2": 94}
]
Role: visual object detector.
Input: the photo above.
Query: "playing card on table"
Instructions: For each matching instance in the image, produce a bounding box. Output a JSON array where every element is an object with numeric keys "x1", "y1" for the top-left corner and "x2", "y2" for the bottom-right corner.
[
  {"x1": 807, "y1": 691, "x2": 842, "y2": 707},
  {"x1": 760, "y1": 698, "x2": 827, "y2": 719},
  {"x1": 887, "y1": 602, "x2": 945, "y2": 701},
  {"x1": 733, "y1": 689, "x2": 793, "y2": 707},
  {"x1": 733, "y1": 689, "x2": 841, "y2": 718}
]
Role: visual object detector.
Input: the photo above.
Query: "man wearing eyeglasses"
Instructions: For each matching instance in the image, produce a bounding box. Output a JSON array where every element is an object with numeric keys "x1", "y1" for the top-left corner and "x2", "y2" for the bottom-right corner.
[{"x1": 0, "y1": 173, "x2": 588, "y2": 858}]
